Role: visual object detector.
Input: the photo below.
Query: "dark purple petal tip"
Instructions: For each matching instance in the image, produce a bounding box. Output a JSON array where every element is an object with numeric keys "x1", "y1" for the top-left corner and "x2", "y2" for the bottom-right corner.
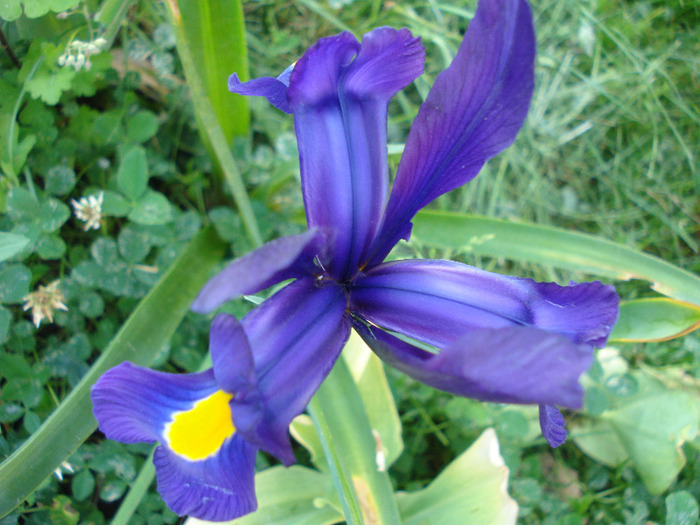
[
  {"x1": 539, "y1": 404, "x2": 568, "y2": 448},
  {"x1": 533, "y1": 280, "x2": 620, "y2": 348},
  {"x1": 229, "y1": 71, "x2": 293, "y2": 114}
]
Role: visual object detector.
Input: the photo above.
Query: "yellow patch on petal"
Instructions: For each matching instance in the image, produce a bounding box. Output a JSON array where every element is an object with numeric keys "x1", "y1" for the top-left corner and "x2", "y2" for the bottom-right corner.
[{"x1": 165, "y1": 390, "x2": 235, "y2": 461}]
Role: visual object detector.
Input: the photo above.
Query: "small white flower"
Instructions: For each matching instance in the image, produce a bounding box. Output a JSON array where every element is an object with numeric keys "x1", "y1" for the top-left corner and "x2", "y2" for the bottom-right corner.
[
  {"x1": 22, "y1": 280, "x2": 68, "y2": 329},
  {"x1": 53, "y1": 461, "x2": 75, "y2": 481},
  {"x1": 58, "y1": 37, "x2": 107, "y2": 71},
  {"x1": 71, "y1": 192, "x2": 104, "y2": 231}
]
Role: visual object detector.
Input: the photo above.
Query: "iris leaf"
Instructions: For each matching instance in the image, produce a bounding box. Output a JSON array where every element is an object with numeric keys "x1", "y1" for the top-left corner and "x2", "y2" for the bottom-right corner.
[
  {"x1": 0, "y1": 227, "x2": 226, "y2": 518},
  {"x1": 291, "y1": 332, "x2": 404, "y2": 472},
  {"x1": 308, "y1": 357, "x2": 401, "y2": 525},
  {"x1": 172, "y1": 0, "x2": 250, "y2": 140},
  {"x1": 610, "y1": 298, "x2": 700, "y2": 342},
  {"x1": 186, "y1": 467, "x2": 343, "y2": 525},
  {"x1": 343, "y1": 331, "x2": 404, "y2": 468},
  {"x1": 412, "y1": 211, "x2": 700, "y2": 306},
  {"x1": 163, "y1": 0, "x2": 262, "y2": 248},
  {"x1": 397, "y1": 429, "x2": 518, "y2": 524}
]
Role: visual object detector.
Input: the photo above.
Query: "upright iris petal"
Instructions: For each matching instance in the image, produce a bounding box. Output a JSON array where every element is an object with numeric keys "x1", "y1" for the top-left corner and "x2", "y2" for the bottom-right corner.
[
  {"x1": 287, "y1": 28, "x2": 424, "y2": 279},
  {"x1": 367, "y1": 0, "x2": 535, "y2": 264}
]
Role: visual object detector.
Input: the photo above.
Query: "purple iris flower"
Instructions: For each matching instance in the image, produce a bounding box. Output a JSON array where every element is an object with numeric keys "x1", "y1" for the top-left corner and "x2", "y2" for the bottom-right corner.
[{"x1": 92, "y1": 0, "x2": 619, "y2": 520}]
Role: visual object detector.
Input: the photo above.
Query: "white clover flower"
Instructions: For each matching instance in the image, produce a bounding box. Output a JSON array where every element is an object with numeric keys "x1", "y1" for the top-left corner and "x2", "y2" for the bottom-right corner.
[
  {"x1": 58, "y1": 37, "x2": 108, "y2": 72},
  {"x1": 22, "y1": 280, "x2": 68, "y2": 328},
  {"x1": 71, "y1": 192, "x2": 104, "y2": 231}
]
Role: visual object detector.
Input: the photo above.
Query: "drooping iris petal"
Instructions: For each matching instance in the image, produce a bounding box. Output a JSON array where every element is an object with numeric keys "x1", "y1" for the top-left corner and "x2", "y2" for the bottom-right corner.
[
  {"x1": 154, "y1": 436, "x2": 257, "y2": 521},
  {"x1": 539, "y1": 404, "x2": 567, "y2": 448},
  {"x1": 354, "y1": 322, "x2": 591, "y2": 408},
  {"x1": 91, "y1": 363, "x2": 219, "y2": 444},
  {"x1": 228, "y1": 63, "x2": 295, "y2": 114},
  {"x1": 287, "y1": 29, "x2": 424, "y2": 278},
  {"x1": 191, "y1": 229, "x2": 325, "y2": 314},
  {"x1": 350, "y1": 259, "x2": 618, "y2": 349},
  {"x1": 367, "y1": 0, "x2": 536, "y2": 264},
  {"x1": 234, "y1": 278, "x2": 351, "y2": 465},
  {"x1": 91, "y1": 363, "x2": 257, "y2": 521}
]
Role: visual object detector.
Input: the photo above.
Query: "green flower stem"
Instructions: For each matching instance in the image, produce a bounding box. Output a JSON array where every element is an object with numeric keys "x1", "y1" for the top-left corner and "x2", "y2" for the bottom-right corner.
[
  {"x1": 164, "y1": 0, "x2": 262, "y2": 248},
  {"x1": 308, "y1": 355, "x2": 402, "y2": 525}
]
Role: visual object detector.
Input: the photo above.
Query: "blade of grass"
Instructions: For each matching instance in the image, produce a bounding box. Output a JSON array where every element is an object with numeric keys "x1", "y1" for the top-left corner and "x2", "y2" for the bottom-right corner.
[
  {"x1": 164, "y1": 0, "x2": 262, "y2": 248},
  {"x1": 308, "y1": 356, "x2": 401, "y2": 525},
  {"x1": 0, "y1": 227, "x2": 226, "y2": 518},
  {"x1": 412, "y1": 211, "x2": 700, "y2": 306},
  {"x1": 110, "y1": 449, "x2": 156, "y2": 525}
]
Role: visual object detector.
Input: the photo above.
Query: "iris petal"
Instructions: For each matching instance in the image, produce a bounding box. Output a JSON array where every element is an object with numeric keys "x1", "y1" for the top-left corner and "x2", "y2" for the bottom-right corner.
[
  {"x1": 234, "y1": 278, "x2": 351, "y2": 465},
  {"x1": 539, "y1": 404, "x2": 568, "y2": 447},
  {"x1": 228, "y1": 63, "x2": 294, "y2": 114},
  {"x1": 350, "y1": 259, "x2": 618, "y2": 349},
  {"x1": 209, "y1": 313, "x2": 257, "y2": 396},
  {"x1": 154, "y1": 435, "x2": 257, "y2": 521},
  {"x1": 91, "y1": 363, "x2": 258, "y2": 520},
  {"x1": 368, "y1": 0, "x2": 536, "y2": 264},
  {"x1": 354, "y1": 322, "x2": 591, "y2": 408},
  {"x1": 287, "y1": 29, "x2": 423, "y2": 278},
  {"x1": 191, "y1": 229, "x2": 325, "y2": 314},
  {"x1": 91, "y1": 363, "x2": 219, "y2": 444}
]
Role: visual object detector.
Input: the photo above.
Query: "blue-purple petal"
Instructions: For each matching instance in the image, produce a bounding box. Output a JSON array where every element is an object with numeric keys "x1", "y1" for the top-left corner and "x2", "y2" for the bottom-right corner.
[
  {"x1": 539, "y1": 404, "x2": 568, "y2": 447},
  {"x1": 350, "y1": 259, "x2": 618, "y2": 349},
  {"x1": 91, "y1": 363, "x2": 218, "y2": 444},
  {"x1": 153, "y1": 435, "x2": 257, "y2": 521},
  {"x1": 287, "y1": 29, "x2": 423, "y2": 278},
  {"x1": 235, "y1": 278, "x2": 350, "y2": 465},
  {"x1": 367, "y1": 0, "x2": 535, "y2": 264},
  {"x1": 228, "y1": 64, "x2": 294, "y2": 114},
  {"x1": 209, "y1": 313, "x2": 257, "y2": 396},
  {"x1": 191, "y1": 229, "x2": 325, "y2": 314},
  {"x1": 354, "y1": 322, "x2": 591, "y2": 408}
]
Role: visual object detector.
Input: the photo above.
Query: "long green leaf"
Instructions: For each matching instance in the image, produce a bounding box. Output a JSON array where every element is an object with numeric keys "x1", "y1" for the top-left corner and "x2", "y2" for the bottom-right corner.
[
  {"x1": 610, "y1": 298, "x2": 700, "y2": 342},
  {"x1": 412, "y1": 211, "x2": 700, "y2": 306},
  {"x1": 0, "y1": 227, "x2": 226, "y2": 518},
  {"x1": 187, "y1": 467, "x2": 343, "y2": 525},
  {"x1": 175, "y1": 0, "x2": 250, "y2": 140},
  {"x1": 164, "y1": 0, "x2": 262, "y2": 248},
  {"x1": 397, "y1": 429, "x2": 518, "y2": 525},
  {"x1": 308, "y1": 357, "x2": 401, "y2": 525}
]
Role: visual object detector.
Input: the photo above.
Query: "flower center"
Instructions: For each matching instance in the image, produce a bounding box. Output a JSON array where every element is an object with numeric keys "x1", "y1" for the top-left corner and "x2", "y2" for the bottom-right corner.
[{"x1": 164, "y1": 390, "x2": 235, "y2": 461}]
